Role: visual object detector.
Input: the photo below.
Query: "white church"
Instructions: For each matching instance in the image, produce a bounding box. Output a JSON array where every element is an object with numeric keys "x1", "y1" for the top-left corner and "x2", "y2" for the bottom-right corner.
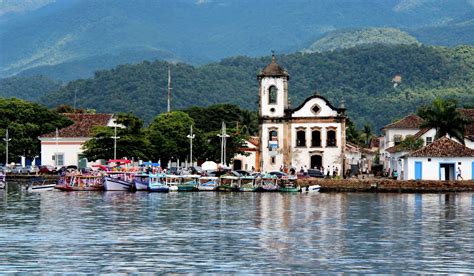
[{"x1": 245, "y1": 53, "x2": 346, "y2": 173}]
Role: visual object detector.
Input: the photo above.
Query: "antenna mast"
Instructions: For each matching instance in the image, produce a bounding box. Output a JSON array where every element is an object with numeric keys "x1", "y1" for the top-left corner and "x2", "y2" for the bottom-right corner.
[{"x1": 167, "y1": 65, "x2": 172, "y2": 112}]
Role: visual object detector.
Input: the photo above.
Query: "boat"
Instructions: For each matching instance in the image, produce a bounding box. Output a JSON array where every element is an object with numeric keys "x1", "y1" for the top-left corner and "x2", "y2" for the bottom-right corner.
[
  {"x1": 165, "y1": 175, "x2": 180, "y2": 192},
  {"x1": 26, "y1": 177, "x2": 56, "y2": 192},
  {"x1": 218, "y1": 175, "x2": 240, "y2": 191},
  {"x1": 103, "y1": 172, "x2": 134, "y2": 191},
  {"x1": 133, "y1": 173, "x2": 150, "y2": 191},
  {"x1": 302, "y1": 184, "x2": 321, "y2": 193},
  {"x1": 197, "y1": 176, "x2": 219, "y2": 191},
  {"x1": 258, "y1": 175, "x2": 279, "y2": 192},
  {"x1": 278, "y1": 176, "x2": 301, "y2": 192},
  {"x1": 148, "y1": 173, "x2": 169, "y2": 193},
  {"x1": 0, "y1": 172, "x2": 5, "y2": 189},
  {"x1": 177, "y1": 175, "x2": 199, "y2": 191},
  {"x1": 55, "y1": 174, "x2": 104, "y2": 191},
  {"x1": 239, "y1": 176, "x2": 257, "y2": 192}
]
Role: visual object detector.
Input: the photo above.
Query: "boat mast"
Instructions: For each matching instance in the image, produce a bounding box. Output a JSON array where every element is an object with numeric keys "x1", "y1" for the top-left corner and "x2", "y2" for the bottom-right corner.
[
  {"x1": 187, "y1": 125, "x2": 195, "y2": 168},
  {"x1": 167, "y1": 65, "x2": 172, "y2": 113}
]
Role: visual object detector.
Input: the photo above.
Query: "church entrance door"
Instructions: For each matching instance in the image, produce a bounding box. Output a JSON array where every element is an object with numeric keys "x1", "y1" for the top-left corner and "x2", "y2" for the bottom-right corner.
[{"x1": 310, "y1": 155, "x2": 322, "y2": 169}]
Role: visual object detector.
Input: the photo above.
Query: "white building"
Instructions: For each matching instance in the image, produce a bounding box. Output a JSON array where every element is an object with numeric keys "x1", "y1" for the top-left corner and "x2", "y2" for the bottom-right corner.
[
  {"x1": 232, "y1": 137, "x2": 259, "y2": 171},
  {"x1": 39, "y1": 113, "x2": 115, "y2": 168},
  {"x1": 257, "y1": 53, "x2": 346, "y2": 173},
  {"x1": 402, "y1": 137, "x2": 474, "y2": 180}
]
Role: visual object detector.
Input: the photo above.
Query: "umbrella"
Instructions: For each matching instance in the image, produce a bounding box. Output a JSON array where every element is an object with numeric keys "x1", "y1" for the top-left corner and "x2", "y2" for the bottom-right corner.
[{"x1": 201, "y1": 161, "x2": 218, "y2": 171}]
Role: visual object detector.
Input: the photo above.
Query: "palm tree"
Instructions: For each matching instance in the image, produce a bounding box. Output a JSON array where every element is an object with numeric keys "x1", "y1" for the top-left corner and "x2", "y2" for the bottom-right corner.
[
  {"x1": 361, "y1": 124, "x2": 373, "y2": 146},
  {"x1": 418, "y1": 97, "x2": 468, "y2": 144}
]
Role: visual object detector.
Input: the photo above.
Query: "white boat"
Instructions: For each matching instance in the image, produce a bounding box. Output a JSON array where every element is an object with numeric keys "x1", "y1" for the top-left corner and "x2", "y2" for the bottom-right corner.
[
  {"x1": 104, "y1": 172, "x2": 134, "y2": 191},
  {"x1": 302, "y1": 184, "x2": 321, "y2": 193},
  {"x1": 26, "y1": 178, "x2": 56, "y2": 192},
  {"x1": 165, "y1": 175, "x2": 180, "y2": 192},
  {"x1": 197, "y1": 177, "x2": 219, "y2": 191},
  {"x1": 133, "y1": 173, "x2": 150, "y2": 191},
  {"x1": 0, "y1": 172, "x2": 5, "y2": 189}
]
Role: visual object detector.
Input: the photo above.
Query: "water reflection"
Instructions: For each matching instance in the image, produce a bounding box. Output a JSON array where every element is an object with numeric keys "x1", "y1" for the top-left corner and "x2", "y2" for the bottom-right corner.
[{"x1": 0, "y1": 184, "x2": 473, "y2": 273}]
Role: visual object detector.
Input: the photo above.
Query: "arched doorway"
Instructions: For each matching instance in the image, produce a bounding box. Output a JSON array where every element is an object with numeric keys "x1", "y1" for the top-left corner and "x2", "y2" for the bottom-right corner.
[
  {"x1": 233, "y1": 159, "x2": 242, "y2": 171},
  {"x1": 310, "y1": 155, "x2": 322, "y2": 169}
]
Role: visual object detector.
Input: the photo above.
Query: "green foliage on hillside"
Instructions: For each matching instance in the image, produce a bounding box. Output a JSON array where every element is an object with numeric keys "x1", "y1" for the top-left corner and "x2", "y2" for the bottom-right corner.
[
  {"x1": 40, "y1": 44, "x2": 474, "y2": 131},
  {"x1": 303, "y1": 28, "x2": 420, "y2": 53},
  {"x1": 0, "y1": 75, "x2": 62, "y2": 101},
  {"x1": 0, "y1": 98, "x2": 72, "y2": 163}
]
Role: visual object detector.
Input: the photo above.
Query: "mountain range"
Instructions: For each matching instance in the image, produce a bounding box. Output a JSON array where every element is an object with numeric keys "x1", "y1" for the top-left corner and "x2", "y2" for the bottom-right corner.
[{"x1": 1, "y1": 0, "x2": 473, "y2": 80}]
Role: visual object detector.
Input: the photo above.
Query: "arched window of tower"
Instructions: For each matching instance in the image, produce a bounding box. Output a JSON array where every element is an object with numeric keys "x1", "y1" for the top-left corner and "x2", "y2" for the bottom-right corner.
[{"x1": 268, "y1": 86, "x2": 277, "y2": 104}]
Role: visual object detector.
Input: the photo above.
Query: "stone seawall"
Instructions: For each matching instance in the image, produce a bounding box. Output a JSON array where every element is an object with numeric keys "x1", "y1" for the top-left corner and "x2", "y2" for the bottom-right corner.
[
  {"x1": 5, "y1": 175, "x2": 60, "y2": 183},
  {"x1": 297, "y1": 179, "x2": 474, "y2": 193}
]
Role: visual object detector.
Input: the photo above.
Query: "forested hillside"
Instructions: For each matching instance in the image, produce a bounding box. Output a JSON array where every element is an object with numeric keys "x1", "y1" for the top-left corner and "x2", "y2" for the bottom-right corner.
[
  {"x1": 39, "y1": 44, "x2": 474, "y2": 131},
  {"x1": 0, "y1": 75, "x2": 62, "y2": 101}
]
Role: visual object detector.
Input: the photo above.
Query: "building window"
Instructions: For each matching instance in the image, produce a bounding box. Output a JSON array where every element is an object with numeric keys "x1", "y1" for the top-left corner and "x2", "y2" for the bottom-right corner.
[
  {"x1": 311, "y1": 104, "x2": 321, "y2": 115},
  {"x1": 311, "y1": 129, "x2": 321, "y2": 147},
  {"x1": 327, "y1": 129, "x2": 337, "y2": 147},
  {"x1": 394, "y1": 135, "x2": 402, "y2": 145},
  {"x1": 426, "y1": 137, "x2": 432, "y2": 145},
  {"x1": 52, "y1": 153, "x2": 64, "y2": 166},
  {"x1": 296, "y1": 129, "x2": 306, "y2": 147},
  {"x1": 268, "y1": 129, "x2": 278, "y2": 149},
  {"x1": 268, "y1": 86, "x2": 277, "y2": 104},
  {"x1": 271, "y1": 156, "x2": 276, "y2": 164}
]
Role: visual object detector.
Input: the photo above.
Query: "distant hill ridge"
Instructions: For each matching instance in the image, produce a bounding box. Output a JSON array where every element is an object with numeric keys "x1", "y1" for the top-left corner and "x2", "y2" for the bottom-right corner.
[{"x1": 303, "y1": 28, "x2": 421, "y2": 53}]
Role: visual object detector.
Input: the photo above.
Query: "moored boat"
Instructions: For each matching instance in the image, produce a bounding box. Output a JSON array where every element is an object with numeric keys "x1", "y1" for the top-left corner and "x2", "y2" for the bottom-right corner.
[
  {"x1": 258, "y1": 175, "x2": 279, "y2": 192},
  {"x1": 239, "y1": 176, "x2": 257, "y2": 192},
  {"x1": 133, "y1": 173, "x2": 150, "y2": 191},
  {"x1": 26, "y1": 177, "x2": 56, "y2": 192},
  {"x1": 0, "y1": 172, "x2": 5, "y2": 189},
  {"x1": 219, "y1": 175, "x2": 240, "y2": 192},
  {"x1": 302, "y1": 184, "x2": 321, "y2": 193},
  {"x1": 165, "y1": 175, "x2": 180, "y2": 192},
  {"x1": 177, "y1": 175, "x2": 199, "y2": 191},
  {"x1": 55, "y1": 174, "x2": 104, "y2": 191},
  {"x1": 197, "y1": 176, "x2": 219, "y2": 191},
  {"x1": 103, "y1": 172, "x2": 134, "y2": 191},
  {"x1": 148, "y1": 173, "x2": 169, "y2": 193},
  {"x1": 278, "y1": 176, "x2": 301, "y2": 192}
]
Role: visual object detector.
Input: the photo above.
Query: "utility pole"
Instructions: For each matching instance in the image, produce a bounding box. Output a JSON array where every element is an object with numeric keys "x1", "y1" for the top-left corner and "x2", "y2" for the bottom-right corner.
[
  {"x1": 112, "y1": 125, "x2": 120, "y2": 160},
  {"x1": 187, "y1": 125, "x2": 195, "y2": 168},
  {"x1": 167, "y1": 65, "x2": 172, "y2": 113},
  {"x1": 3, "y1": 129, "x2": 11, "y2": 166},
  {"x1": 217, "y1": 122, "x2": 230, "y2": 166}
]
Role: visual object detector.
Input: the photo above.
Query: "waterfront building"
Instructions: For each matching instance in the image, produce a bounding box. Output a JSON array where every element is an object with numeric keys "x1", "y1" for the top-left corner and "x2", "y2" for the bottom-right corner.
[
  {"x1": 256, "y1": 53, "x2": 346, "y2": 173},
  {"x1": 402, "y1": 137, "x2": 474, "y2": 180},
  {"x1": 232, "y1": 137, "x2": 259, "y2": 171},
  {"x1": 39, "y1": 113, "x2": 117, "y2": 168}
]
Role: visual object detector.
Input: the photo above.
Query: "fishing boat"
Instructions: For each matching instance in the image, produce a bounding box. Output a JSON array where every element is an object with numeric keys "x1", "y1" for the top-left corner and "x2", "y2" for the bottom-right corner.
[
  {"x1": 133, "y1": 173, "x2": 150, "y2": 191},
  {"x1": 197, "y1": 176, "x2": 219, "y2": 191},
  {"x1": 103, "y1": 172, "x2": 134, "y2": 191},
  {"x1": 258, "y1": 175, "x2": 279, "y2": 192},
  {"x1": 26, "y1": 177, "x2": 56, "y2": 192},
  {"x1": 0, "y1": 172, "x2": 5, "y2": 190},
  {"x1": 177, "y1": 175, "x2": 199, "y2": 191},
  {"x1": 219, "y1": 175, "x2": 240, "y2": 192},
  {"x1": 302, "y1": 184, "x2": 321, "y2": 193},
  {"x1": 165, "y1": 175, "x2": 180, "y2": 192},
  {"x1": 148, "y1": 173, "x2": 169, "y2": 193},
  {"x1": 278, "y1": 176, "x2": 301, "y2": 192},
  {"x1": 55, "y1": 174, "x2": 104, "y2": 191},
  {"x1": 239, "y1": 176, "x2": 257, "y2": 192}
]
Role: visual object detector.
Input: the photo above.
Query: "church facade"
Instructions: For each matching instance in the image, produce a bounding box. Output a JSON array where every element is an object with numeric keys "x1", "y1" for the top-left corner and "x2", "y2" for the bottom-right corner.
[{"x1": 257, "y1": 54, "x2": 346, "y2": 174}]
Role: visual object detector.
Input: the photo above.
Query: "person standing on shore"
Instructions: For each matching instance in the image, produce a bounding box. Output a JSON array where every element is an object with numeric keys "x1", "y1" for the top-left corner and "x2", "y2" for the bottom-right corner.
[
  {"x1": 327, "y1": 166, "x2": 330, "y2": 178},
  {"x1": 457, "y1": 167, "x2": 463, "y2": 180}
]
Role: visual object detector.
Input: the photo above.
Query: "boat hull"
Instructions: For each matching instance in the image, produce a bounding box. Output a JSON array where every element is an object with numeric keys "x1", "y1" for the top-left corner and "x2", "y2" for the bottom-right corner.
[
  {"x1": 104, "y1": 177, "x2": 132, "y2": 191},
  {"x1": 148, "y1": 186, "x2": 169, "y2": 193},
  {"x1": 302, "y1": 185, "x2": 321, "y2": 193},
  {"x1": 279, "y1": 186, "x2": 301, "y2": 192},
  {"x1": 218, "y1": 185, "x2": 239, "y2": 192},
  {"x1": 27, "y1": 184, "x2": 56, "y2": 192},
  {"x1": 133, "y1": 179, "x2": 149, "y2": 191},
  {"x1": 55, "y1": 184, "x2": 103, "y2": 191},
  {"x1": 198, "y1": 185, "x2": 217, "y2": 191},
  {"x1": 240, "y1": 187, "x2": 257, "y2": 192}
]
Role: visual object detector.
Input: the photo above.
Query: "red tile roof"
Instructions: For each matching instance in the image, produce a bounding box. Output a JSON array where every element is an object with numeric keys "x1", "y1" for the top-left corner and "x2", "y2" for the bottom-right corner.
[
  {"x1": 406, "y1": 137, "x2": 474, "y2": 157},
  {"x1": 382, "y1": 114, "x2": 424, "y2": 130},
  {"x1": 248, "y1": 136, "x2": 260, "y2": 147},
  {"x1": 41, "y1": 113, "x2": 113, "y2": 138},
  {"x1": 413, "y1": 128, "x2": 430, "y2": 140}
]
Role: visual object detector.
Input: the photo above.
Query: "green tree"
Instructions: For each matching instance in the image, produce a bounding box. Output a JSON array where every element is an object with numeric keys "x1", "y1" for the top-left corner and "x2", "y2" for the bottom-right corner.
[
  {"x1": 361, "y1": 124, "x2": 373, "y2": 146},
  {"x1": 147, "y1": 111, "x2": 196, "y2": 166},
  {"x1": 82, "y1": 113, "x2": 150, "y2": 161},
  {"x1": 0, "y1": 98, "x2": 72, "y2": 163},
  {"x1": 398, "y1": 135, "x2": 424, "y2": 151},
  {"x1": 418, "y1": 97, "x2": 469, "y2": 144}
]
